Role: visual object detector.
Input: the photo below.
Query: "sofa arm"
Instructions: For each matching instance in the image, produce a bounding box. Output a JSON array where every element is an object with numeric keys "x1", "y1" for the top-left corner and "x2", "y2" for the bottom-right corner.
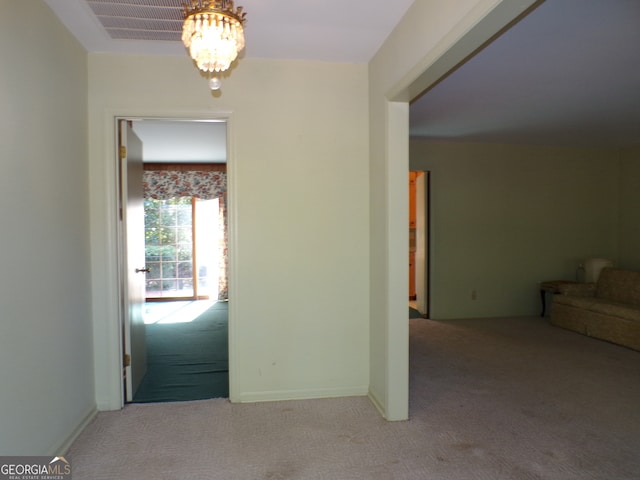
[{"x1": 557, "y1": 282, "x2": 596, "y2": 297}]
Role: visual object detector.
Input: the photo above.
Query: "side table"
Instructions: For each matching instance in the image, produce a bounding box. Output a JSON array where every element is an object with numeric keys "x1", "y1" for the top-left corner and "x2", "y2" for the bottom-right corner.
[{"x1": 539, "y1": 280, "x2": 578, "y2": 317}]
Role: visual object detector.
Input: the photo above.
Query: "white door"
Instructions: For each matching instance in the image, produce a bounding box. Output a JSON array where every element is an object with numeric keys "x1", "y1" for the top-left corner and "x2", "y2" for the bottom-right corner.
[{"x1": 119, "y1": 120, "x2": 148, "y2": 402}]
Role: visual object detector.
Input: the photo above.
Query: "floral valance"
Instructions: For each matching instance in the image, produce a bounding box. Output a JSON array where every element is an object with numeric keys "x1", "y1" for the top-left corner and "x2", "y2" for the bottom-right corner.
[{"x1": 143, "y1": 170, "x2": 226, "y2": 200}]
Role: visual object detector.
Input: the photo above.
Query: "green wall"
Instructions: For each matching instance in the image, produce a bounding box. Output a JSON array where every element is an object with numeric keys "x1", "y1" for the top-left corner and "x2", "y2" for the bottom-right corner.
[
  {"x1": 88, "y1": 55, "x2": 371, "y2": 408},
  {"x1": 618, "y1": 146, "x2": 640, "y2": 269},
  {"x1": 410, "y1": 140, "x2": 621, "y2": 319},
  {"x1": 0, "y1": 0, "x2": 94, "y2": 454}
]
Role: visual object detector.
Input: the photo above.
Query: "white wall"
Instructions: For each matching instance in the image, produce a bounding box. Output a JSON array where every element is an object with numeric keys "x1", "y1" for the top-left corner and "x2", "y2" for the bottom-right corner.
[
  {"x1": 0, "y1": 1, "x2": 94, "y2": 454},
  {"x1": 367, "y1": 0, "x2": 538, "y2": 420},
  {"x1": 88, "y1": 55, "x2": 370, "y2": 408},
  {"x1": 411, "y1": 140, "x2": 619, "y2": 319}
]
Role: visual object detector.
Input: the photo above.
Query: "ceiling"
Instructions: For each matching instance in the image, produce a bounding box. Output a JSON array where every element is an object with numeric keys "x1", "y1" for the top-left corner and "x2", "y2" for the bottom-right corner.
[
  {"x1": 43, "y1": 0, "x2": 414, "y2": 161},
  {"x1": 43, "y1": 0, "x2": 415, "y2": 62},
  {"x1": 44, "y1": 0, "x2": 640, "y2": 150},
  {"x1": 410, "y1": 0, "x2": 640, "y2": 148},
  {"x1": 132, "y1": 119, "x2": 227, "y2": 162}
]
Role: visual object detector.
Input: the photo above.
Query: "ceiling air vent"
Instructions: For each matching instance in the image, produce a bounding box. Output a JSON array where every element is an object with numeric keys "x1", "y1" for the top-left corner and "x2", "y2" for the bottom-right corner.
[{"x1": 85, "y1": 0, "x2": 184, "y2": 41}]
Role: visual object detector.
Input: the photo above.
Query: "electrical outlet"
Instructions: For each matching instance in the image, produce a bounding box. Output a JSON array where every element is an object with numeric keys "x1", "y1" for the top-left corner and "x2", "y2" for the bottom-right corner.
[{"x1": 471, "y1": 289, "x2": 477, "y2": 300}]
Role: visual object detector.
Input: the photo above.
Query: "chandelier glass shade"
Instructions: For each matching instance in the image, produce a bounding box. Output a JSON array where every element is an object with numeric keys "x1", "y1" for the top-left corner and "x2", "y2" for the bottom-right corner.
[{"x1": 182, "y1": 0, "x2": 247, "y2": 74}]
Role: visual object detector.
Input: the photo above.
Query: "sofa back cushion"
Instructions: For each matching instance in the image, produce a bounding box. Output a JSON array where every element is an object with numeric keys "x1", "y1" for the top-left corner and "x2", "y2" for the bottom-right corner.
[{"x1": 596, "y1": 268, "x2": 640, "y2": 306}]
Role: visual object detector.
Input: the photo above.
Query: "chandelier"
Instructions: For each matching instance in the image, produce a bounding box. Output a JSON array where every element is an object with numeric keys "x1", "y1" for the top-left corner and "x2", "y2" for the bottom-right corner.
[{"x1": 182, "y1": 0, "x2": 247, "y2": 90}]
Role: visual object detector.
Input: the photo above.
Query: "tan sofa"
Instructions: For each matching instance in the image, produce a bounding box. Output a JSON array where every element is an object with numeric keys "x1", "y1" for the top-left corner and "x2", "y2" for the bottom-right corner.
[{"x1": 550, "y1": 267, "x2": 640, "y2": 351}]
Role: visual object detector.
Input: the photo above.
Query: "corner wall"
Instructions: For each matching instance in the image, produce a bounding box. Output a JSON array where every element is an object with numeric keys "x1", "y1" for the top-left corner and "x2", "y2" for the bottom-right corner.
[
  {"x1": 367, "y1": 0, "x2": 538, "y2": 420},
  {"x1": 0, "y1": 0, "x2": 94, "y2": 454}
]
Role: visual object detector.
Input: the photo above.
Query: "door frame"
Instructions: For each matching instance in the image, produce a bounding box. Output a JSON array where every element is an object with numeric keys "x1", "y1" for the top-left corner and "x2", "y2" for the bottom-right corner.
[{"x1": 111, "y1": 111, "x2": 236, "y2": 407}]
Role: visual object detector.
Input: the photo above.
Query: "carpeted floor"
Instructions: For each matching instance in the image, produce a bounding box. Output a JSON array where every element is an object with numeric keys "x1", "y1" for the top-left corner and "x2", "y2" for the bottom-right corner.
[
  {"x1": 69, "y1": 316, "x2": 640, "y2": 479},
  {"x1": 133, "y1": 301, "x2": 229, "y2": 403}
]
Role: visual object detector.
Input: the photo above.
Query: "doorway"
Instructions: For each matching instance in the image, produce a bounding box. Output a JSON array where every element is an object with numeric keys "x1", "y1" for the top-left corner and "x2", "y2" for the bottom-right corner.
[
  {"x1": 409, "y1": 170, "x2": 429, "y2": 319},
  {"x1": 118, "y1": 118, "x2": 230, "y2": 403}
]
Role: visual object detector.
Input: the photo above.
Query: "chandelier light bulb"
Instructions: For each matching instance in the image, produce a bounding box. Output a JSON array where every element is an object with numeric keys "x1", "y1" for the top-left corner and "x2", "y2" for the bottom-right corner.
[{"x1": 209, "y1": 76, "x2": 222, "y2": 90}]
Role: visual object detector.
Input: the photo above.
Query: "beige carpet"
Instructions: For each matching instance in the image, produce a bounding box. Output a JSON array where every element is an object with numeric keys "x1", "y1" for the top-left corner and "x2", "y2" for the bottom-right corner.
[{"x1": 68, "y1": 316, "x2": 640, "y2": 479}]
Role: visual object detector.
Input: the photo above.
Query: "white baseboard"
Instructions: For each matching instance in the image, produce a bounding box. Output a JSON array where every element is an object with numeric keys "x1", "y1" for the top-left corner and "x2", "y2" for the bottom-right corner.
[
  {"x1": 237, "y1": 385, "x2": 368, "y2": 404},
  {"x1": 367, "y1": 389, "x2": 387, "y2": 419},
  {"x1": 51, "y1": 405, "x2": 98, "y2": 456}
]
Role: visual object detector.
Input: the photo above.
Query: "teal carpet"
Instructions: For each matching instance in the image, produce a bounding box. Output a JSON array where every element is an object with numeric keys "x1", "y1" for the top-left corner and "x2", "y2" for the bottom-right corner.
[{"x1": 132, "y1": 302, "x2": 229, "y2": 403}]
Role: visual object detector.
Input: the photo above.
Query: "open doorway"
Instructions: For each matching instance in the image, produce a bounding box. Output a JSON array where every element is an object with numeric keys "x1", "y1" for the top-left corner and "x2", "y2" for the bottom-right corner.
[
  {"x1": 119, "y1": 118, "x2": 230, "y2": 403},
  {"x1": 409, "y1": 171, "x2": 429, "y2": 319}
]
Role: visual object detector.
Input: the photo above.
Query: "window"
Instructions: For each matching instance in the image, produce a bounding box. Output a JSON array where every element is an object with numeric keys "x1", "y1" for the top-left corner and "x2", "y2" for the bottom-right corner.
[{"x1": 144, "y1": 197, "x2": 218, "y2": 299}]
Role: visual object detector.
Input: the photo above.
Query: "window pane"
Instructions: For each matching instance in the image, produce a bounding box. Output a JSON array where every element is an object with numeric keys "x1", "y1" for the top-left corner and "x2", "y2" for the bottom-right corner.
[
  {"x1": 159, "y1": 226, "x2": 176, "y2": 244},
  {"x1": 144, "y1": 196, "x2": 195, "y2": 299},
  {"x1": 177, "y1": 226, "x2": 192, "y2": 244},
  {"x1": 177, "y1": 262, "x2": 192, "y2": 278},
  {"x1": 177, "y1": 206, "x2": 192, "y2": 225},
  {"x1": 162, "y1": 262, "x2": 176, "y2": 278},
  {"x1": 146, "y1": 247, "x2": 161, "y2": 262},
  {"x1": 147, "y1": 262, "x2": 161, "y2": 279},
  {"x1": 146, "y1": 279, "x2": 161, "y2": 295},
  {"x1": 177, "y1": 245, "x2": 192, "y2": 261},
  {"x1": 145, "y1": 228, "x2": 160, "y2": 246},
  {"x1": 161, "y1": 279, "x2": 177, "y2": 292}
]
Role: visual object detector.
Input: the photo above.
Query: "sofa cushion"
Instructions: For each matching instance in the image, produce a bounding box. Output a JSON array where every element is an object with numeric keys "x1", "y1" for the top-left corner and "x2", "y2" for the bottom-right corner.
[
  {"x1": 596, "y1": 268, "x2": 640, "y2": 306},
  {"x1": 557, "y1": 282, "x2": 596, "y2": 297},
  {"x1": 553, "y1": 294, "x2": 598, "y2": 310},
  {"x1": 586, "y1": 299, "x2": 640, "y2": 322},
  {"x1": 554, "y1": 294, "x2": 640, "y2": 322}
]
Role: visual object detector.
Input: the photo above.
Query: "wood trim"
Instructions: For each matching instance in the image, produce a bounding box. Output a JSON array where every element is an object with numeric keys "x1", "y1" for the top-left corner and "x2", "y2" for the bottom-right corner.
[{"x1": 143, "y1": 162, "x2": 226, "y2": 172}]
